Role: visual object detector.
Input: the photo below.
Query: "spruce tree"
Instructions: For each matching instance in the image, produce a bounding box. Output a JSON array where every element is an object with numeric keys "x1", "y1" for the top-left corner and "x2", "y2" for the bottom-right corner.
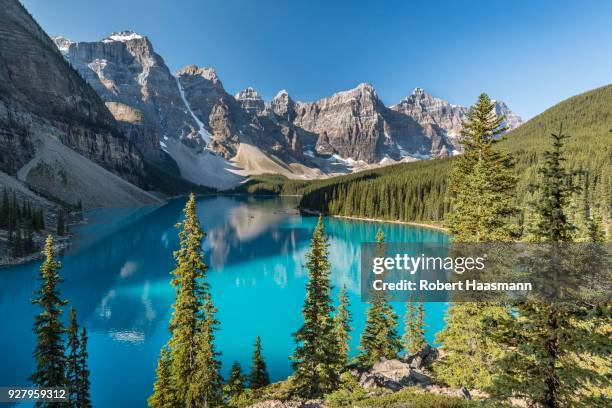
[
  {"x1": 249, "y1": 336, "x2": 270, "y2": 389},
  {"x1": 490, "y1": 129, "x2": 609, "y2": 407},
  {"x1": 152, "y1": 193, "x2": 222, "y2": 407},
  {"x1": 333, "y1": 286, "x2": 352, "y2": 369},
  {"x1": 290, "y1": 216, "x2": 339, "y2": 398},
  {"x1": 189, "y1": 292, "x2": 223, "y2": 407},
  {"x1": 402, "y1": 296, "x2": 426, "y2": 355},
  {"x1": 66, "y1": 308, "x2": 80, "y2": 407},
  {"x1": 435, "y1": 93, "x2": 515, "y2": 390},
  {"x1": 76, "y1": 327, "x2": 91, "y2": 408},
  {"x1": 149, "y1": 347, "x2": 174, "y2": 408},
  {"x1": 446, "y1": 93, "x2": 517, "y2": 241},
  {"x1": 31, "y1": 235, "x2": 68, "y2": 396},
  {"x1": 224, "y1": 361, "x2": 246, "y2": 402},
  {"x1": 357, "y1": 229, "x2": 401, "y2": 367}
]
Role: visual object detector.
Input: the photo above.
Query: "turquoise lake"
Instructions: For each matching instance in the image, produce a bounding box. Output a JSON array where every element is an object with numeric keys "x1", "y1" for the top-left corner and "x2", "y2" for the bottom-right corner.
[{"x1": 0, "y1": 195, "x2": 449, "y2": 407}]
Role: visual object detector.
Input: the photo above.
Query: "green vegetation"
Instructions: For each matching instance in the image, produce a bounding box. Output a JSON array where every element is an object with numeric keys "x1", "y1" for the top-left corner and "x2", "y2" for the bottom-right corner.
[
  {"x1": 249, "y1": 336, "x2": 270, "y2": 389},
  {"x1": 297, "y1": 85, "x2": 612, "y2": 236},
  {"x1": 224, "y1": 361, "x2": 246, "y2": 404},
  {"x1": 326, "y1": 386, "x2": 491, "y2": 408},
  {"x1": 31, "y1": 235, "x2": 67, "y2": 392},
  {"x1": 357, "y1": 229, "x2": 402, "y2": 366},
  {"x1": 402, "y1": 296, "x2": 426, "y2": 355},
  {"x1": 1, "y1": 188, "x2": 46, "y2": 257},
  {"x1": 30, "y1": 235, "x2": 91, "y2": 407},
  {"x1": 489, "y1": 131, "x2": 611, "y2": 407},
  {"x1": 333, "y1": 286, "x2": 352, "y2": 369},
  {"x1": 150, "y1": 193, "x2": 223, "y2": 407},
  {"x1": 290, "y1": 216, "x2": 341, "y2": 398},
  {"x1": 434, "y1": 93, "x2": 516, "y2": 391}
]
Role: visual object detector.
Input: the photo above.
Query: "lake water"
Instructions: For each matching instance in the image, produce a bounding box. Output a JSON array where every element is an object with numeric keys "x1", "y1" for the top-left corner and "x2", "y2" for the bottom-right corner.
[{"x1": 0, "y1": 195, "x2": 449, "y2": 407}]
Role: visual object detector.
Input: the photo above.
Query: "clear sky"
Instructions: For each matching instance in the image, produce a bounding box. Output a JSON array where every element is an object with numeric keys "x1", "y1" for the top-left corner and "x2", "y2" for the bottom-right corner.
[{"x1": 22, "y1": 0, "x2": 612, "y2": 119}]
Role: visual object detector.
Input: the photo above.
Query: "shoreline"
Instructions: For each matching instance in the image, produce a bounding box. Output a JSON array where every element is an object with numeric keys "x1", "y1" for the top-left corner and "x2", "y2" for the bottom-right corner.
[{"x1": 300, "y1": 208, "x2": 449, "y2": 233}]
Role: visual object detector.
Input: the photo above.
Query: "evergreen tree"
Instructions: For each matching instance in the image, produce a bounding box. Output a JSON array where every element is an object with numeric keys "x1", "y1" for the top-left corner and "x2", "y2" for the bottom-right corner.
[
  {"x1": 249, "y1": 336, "x2": 270, "y2": 389},
  {"x1": 357, "y1": 229, "x2": 401, "y2": 367},
  {"x1": 76, "y1": 327, "x2": 91, "y2": 408},
  {"x1": 435, "y1": 93, "x2": 516, "y2": 390},
  {"x1": 224, "y1": 361, "x2": 246, "y2": 402},
  {"x1": 402, "y1": 296, "x2": 426, "y2": 355},
  {"x1": 189, "y1": 292, "x2": 223, "y2": 407},
  {"x1": 586, "y1": 214, "x2": 606, "y2": 242},
  {"x1": 491, "y1": 129, "x2": 609, "y2": 407},
  {"x1": 529, "y1": 126, "x2": 579, "y2": 242},
  {"x1": 30, "y1": 235, "x2": 68, "y2": 398},
  {"x1": 152, "y1": 193, "x2": 222, "y2": 407},
  {"x1": 333, "y1": 286, "x2": 352, "y2": 369},
  {"x1": 290, "y1": 216, "x2": 340, "y2": 398},
  {"x1": 57, "y1": 208, "x2": 66, "y2": 236},
  {"x1": 148, "y1": 347, "x2": 174, "y2": 408},
  {"x1": 66, "y1": 308, "x2": 80, "y2": 407},
  {"x1": 446, "y1": 93, "x2": 517, "y2": 241}
]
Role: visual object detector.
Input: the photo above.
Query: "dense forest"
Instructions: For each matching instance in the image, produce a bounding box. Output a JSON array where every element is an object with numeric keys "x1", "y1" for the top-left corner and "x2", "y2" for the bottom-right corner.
[{"x1": 293, "y1": 85, "x2": 611, "y2": 234}]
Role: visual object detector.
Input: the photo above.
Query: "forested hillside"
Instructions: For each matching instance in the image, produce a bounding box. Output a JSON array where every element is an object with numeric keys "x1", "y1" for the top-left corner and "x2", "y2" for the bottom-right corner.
[{"x1": 297, "y1": 85, "x2": 612, "y2": 232}]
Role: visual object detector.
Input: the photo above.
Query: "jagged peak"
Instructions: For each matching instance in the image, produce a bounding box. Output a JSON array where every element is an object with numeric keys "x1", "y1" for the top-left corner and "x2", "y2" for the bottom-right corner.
[
  {"x1": 331, "y1": 82, "x2": 378, "y2": 101},
  {"x1": 274, "y1": 89, "x2": 290, "y2": 100},
  {"x1": 51, "y1": 35, "x2": 73, "y2": 53},
  {"x1": 235, "y1": 87, "x2": 262, "y2": 101},
  {"x1": 102, "y1": 30, "x2": 145, "y2": 43},
  {"x1": 176, "y1": 65, "x2": 220, "y2": 83}
]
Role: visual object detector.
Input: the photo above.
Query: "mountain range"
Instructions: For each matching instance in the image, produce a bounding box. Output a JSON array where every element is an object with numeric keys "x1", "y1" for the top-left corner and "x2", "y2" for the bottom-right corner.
[
  {"x1": 0, "y1": 0, "x2": 522, "y2": 209},
  {"x1": 51, "y1": 30, "x2": 522, "y2": 190}
]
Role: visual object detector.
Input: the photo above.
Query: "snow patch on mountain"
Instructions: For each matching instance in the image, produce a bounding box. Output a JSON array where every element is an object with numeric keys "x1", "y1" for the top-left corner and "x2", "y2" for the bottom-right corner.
[
  {"x1": 176, "y1": 78, "x2": 212, "y2": 144},
  {"x1": 103, "y1": 31, "x2": 144, "y2": 43}
]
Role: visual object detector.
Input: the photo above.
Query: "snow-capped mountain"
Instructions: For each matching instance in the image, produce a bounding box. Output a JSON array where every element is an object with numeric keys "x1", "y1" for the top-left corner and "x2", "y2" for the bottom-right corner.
[{"x1": 52, "y1": 31, "x2": 523, "y2": 189}]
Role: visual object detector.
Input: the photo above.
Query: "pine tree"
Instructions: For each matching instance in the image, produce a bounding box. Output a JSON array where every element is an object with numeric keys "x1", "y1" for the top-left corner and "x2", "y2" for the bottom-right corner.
[
  {"x1": 30, "y1": 235, "x2": 68, "y2": 397},
  {"x1": 435, "y1": 93, "x2": 515, "y2": 390},
  {"x1": 76, "y1": 327, "x2": 91, "y2": 408},
  {"x1": 357, "y1": 229, "x2": 401, "y2": 367},
  {"x1": 152, "y1": 193, "x2": 222, "y2": 407},
  {"x1": 290, "y1": 216, "x2": 340, "y2": 398},
  {"x1": 446, "y1": 93, "x2": 517, "y2": 241},
  {"x1": 249, "y1": 336, "x2": 270, "y2": 389},
  {"x1": 224, "y1": 361, "x2": 246, "y2": 402},
  {"x1": 148, "y1": 347, "x2": 174, "y2": 408},
  {"x1": 402, "y1": 296, "x2": 426, "y2": 355},
  {"x1": 66, "y1": 308, "x2": 80, "y2": 407},
  {"x1": 189, "y1": 292, "x2": 223, "y2": 407},
  {"x1": 586, "y1": 214, "x2": 606, "y2": 242},
  {"x1": 529, "y1": 126, "x2": 579, "y2": 242},
  {"x1": 333, "y1": 286, "x2": 352, "y2": 369},
  {"x1": 490, "y1": 129, "x2": 609, "y2": 407}
]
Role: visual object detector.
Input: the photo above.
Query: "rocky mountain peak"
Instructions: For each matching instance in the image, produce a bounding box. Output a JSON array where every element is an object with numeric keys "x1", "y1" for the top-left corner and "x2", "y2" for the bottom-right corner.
[
  {"x1": 235, "y1": 87, "x2": 264, "y2": 114},
  {"x1": 51, "y1": 35, "x2": 73, "y2": 54},
  {"x1": 271, "y1": 89, "x2": 294, "y2": 120},
  {"x1": 102, "y1": 30, "x2": 145, "y2": 43},
  {"x1": 177, "y1": 65, "x2": 221, "y2": 85}
]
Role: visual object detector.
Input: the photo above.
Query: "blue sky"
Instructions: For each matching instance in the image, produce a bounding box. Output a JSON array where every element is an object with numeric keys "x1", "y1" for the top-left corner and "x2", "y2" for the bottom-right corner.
[{"x1": 22, "y1": 0, "x2": 612, "y2": 119}]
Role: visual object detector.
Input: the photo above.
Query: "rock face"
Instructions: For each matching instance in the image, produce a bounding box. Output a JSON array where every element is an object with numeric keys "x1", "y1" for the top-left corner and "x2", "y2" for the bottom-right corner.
[
  {"x1": 49, "y1": 27, "x2": 522, "y2": 188},
  {"x1": 177, "y1": 66, "x2": 303, "y2": 163},
  {"x1": 352, "y1": 358, "x2": 432, "y2": 391},
  {"x1": 53, "y1": 30, "x2": 200, "y2": 161},
  {"x1": 0, "y1": 0, "x2": 146, "y2": 191},
  {"x1": 391, "y1": 87, "x2": 523, "y2": 153}
]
